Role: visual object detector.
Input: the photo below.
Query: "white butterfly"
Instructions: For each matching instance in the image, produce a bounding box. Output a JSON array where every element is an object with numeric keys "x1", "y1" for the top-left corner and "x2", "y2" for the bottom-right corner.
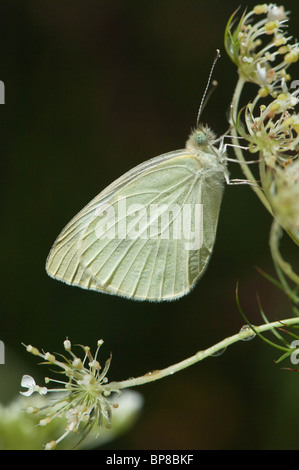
[{"x1": 46, "y1": 51, "x2": 231, "y2": 302}]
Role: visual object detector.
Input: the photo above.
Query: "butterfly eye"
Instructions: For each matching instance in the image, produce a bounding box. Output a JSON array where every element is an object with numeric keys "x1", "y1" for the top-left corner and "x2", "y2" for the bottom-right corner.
[{"x1": 195, "y1": 131, "x2": 207, "y2": 146}]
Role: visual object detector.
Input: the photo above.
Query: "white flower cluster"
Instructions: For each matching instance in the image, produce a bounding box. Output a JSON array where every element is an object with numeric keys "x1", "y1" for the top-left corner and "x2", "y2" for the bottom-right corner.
[
  {"x1": 226, "y1": 3, "x2": 299, "y2": 245},
  {"x1": 20, "y1": 339, "x2": 120, "y2": 450}
]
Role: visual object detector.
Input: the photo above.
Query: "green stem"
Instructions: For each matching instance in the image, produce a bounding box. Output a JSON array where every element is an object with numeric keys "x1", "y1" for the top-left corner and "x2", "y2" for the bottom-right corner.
[
  {"x1": 229, "y1": 76, "x2": 273, "y2": 213},
  {"x1": 109, "y1": 317, "x2": 299, "y2": 391},
  {"x1": 270, "y1": 220, "x2": 299, "y2": 286}
]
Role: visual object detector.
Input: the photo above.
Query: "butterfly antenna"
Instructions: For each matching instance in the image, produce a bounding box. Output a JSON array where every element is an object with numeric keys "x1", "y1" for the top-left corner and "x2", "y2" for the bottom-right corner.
[{"x1": 196, "y1": 49, "x2": 221, "y2": 127}]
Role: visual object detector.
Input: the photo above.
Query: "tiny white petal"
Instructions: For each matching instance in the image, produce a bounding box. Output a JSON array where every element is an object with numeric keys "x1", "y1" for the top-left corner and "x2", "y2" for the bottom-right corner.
[
  {"x1": 257, "y1": 63, "x2": 267, "y2": 81},
  {"x1": 64, "y1": 339, "x2": 71, "y2": 351},
  {"x1": 21, "y1": 375, "x2": 36, "y2": 389},
  {"x1": 267, "y1": 6, "x2": 286, "y2": 22},
  {"x1": 77, "y1": 375, "x2": 92, "y2": 386},
  {"x1": 20, "y1": 389, "x2": 34, "y2": 397}
]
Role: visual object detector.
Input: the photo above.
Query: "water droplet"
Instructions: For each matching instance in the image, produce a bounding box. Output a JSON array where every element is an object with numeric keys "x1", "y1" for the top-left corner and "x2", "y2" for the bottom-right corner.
[
  {"x1": 211, "y1": 347, "x2": 226, "y2": 357},
  {"x1": 239, "y1": 324, "x2": 256, "y2": 341}
]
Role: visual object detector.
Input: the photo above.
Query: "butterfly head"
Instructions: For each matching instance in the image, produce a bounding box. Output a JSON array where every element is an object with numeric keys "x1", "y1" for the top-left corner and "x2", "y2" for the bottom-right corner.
[{"x1": 186, "y1": 124, "x2": 217, "y2": 152}]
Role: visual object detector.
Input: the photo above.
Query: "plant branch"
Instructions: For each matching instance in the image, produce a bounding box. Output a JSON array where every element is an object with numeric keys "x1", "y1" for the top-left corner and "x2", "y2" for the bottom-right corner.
[{"x1": 109, "y1": 317, "x2": 299, "y2": 391}]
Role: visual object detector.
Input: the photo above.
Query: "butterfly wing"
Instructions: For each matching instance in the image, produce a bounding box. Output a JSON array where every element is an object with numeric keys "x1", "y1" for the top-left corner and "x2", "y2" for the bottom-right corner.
[{"x1": 46, "y1": 149, "x2": 224, "y2": 301}]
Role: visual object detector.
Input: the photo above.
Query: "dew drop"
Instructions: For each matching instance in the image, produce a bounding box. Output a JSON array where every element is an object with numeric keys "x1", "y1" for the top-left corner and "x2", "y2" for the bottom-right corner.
[
  {"x1": 239, "y1": 324, "x2": 256, "y2": 341},
  {"x1": 211, "y1": 347, "x2": 227, "y2": 357}
]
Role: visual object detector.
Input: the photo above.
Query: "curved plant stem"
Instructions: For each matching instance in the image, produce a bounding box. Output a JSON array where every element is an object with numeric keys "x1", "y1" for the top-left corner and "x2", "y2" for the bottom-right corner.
[
  {"x1": 270, "y1": 220, "x2": 299, "y2": 286},
  {"x1": 229, "y1": 76, "x2": 273, "y2": 213},
  {"x1": 109, "y1": 317, "x2": 299, "y2": 391}
]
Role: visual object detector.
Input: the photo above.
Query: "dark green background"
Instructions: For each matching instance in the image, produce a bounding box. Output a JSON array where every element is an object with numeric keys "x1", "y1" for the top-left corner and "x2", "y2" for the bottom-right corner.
[{"x1": 1, "y1": 0, "x2": 299, "y2": 449}]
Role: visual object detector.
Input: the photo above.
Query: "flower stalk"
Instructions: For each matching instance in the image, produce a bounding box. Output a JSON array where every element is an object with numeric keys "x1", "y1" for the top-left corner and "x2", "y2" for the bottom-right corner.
[
  {"x1": 21, "y1": 313, "x2": 299, "y2": 448},
  {"x1": 226, "y1": 3, "x2": 299, "y2": 284},
  {"x1": 110, "y1": 317, "x2": 299, "y2": 390}
]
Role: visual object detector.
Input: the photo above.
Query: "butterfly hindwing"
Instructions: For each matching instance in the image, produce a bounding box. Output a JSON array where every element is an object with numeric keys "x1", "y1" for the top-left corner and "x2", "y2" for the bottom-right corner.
[{"x1": 46, "y1": 148, "x2": 224, "y2": 301}]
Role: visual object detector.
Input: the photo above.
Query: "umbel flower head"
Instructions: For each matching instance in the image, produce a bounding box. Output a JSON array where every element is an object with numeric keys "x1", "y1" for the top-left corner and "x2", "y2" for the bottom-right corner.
[
  {"x1": 225, "y1": 3, "x2": 299, "y2": 94},
  {"x1": 243, "y1": 88, "x2": 299, "y2": 245},
  {"x1": 240, "y1": 88, "x2": 299, "y2": 165},
  {"x1": 226, "y1": 4, "x2": 299, "y2": 245},
  {"x1": 266, "y1": 159, "x2": 299, "y2": 243},
  {"x1": 226, "y1": 3, "x2": 299, "y2": 161},
  {"x1": 20, "y1": 339, "x2": 121, "y2": 450}
]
